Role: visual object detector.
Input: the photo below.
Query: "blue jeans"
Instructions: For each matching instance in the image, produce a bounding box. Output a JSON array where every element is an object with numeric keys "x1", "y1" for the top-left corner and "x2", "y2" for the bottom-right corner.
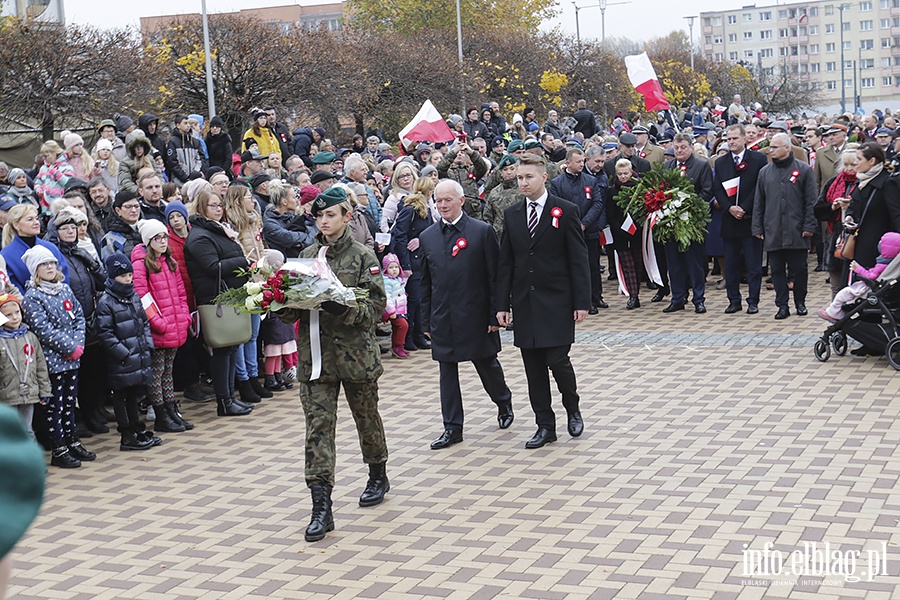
[{"x1": 234, "y1": 313, "x2": 261, "y2": 381}]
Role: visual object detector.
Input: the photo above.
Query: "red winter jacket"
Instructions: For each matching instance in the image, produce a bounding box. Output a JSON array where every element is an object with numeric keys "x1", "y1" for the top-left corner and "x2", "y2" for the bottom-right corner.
[
  {"x1": 131, "y1": 244, "x2": 191, "y2": 349},
  {"x1": 166, "y1": 228, "x2": 196, "y2": 311}
]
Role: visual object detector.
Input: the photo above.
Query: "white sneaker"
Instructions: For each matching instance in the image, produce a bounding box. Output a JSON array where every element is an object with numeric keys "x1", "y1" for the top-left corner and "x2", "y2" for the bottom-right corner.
[
  {"x1": 147, "y1": 406, "x2": 156, "y2": 421},
  {"x1": 284, "y1": 366, "x2": 296, "y2": 382}
]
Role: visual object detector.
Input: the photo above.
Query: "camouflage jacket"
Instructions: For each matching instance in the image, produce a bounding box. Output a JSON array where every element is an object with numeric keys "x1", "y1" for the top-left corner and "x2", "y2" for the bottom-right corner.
[
  {"x1": 482, "y1": 178, "x2": 523, "y2": 241},
  {"x1": 287, "y1": 228, "x2": 387, "y2": 383},
  {"x1": 438, "y1": 149, "x2": 488, "y2": 219}
]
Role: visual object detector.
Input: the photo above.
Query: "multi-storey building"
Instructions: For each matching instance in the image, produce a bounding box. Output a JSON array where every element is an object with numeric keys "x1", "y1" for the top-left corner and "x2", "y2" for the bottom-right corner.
[
  {"x1": 140, "y1": 2, "x2": 346, "y2": 37},
  {"x1": 700, "y1": 0, "x2": 900, "y2": 112}
]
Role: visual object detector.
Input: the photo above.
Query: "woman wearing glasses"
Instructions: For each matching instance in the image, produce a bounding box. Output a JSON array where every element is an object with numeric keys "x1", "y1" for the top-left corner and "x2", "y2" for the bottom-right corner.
[{"x1": 100, "y1": 191, "x2": 145, "y2": 261}]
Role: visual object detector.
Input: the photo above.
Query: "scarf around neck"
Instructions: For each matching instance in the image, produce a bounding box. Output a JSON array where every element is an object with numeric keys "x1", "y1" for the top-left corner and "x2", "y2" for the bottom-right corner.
[
  {"x1": 856, "y1": 162, "x2": 883, "y2": 189},
  {"x1": 0, "y1": 325, "x2": 28, "y2": 339},
  {"x1": 38, "y1": 280, "x2": 64, "y2": 295}
]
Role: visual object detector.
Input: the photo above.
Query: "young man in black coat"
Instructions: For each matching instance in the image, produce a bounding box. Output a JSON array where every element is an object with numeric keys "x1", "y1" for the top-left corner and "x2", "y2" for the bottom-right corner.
[
  {"x1": 419, "y1": 180, "x2": 513, "y2": 450},
  {"x1": 496, "y1": 154, "x2": 591, "y2": 449},
  {"x1": 713, "y1": 125, "x2": 768, "y2": 315}
]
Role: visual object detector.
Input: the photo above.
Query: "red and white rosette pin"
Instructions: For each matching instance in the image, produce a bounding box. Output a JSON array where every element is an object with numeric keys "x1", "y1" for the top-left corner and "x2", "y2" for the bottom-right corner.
[
  {"x1": 452, "y1": 237, "x2": 468, "y2": 257},
  {"x1": 551, "y1": 207, "x2": 563, "y2": 229},
  {"x1": 790, "y1": 169, "x2": 799, "y2": 184},
  {"x1": 63, "y1": 299, "x2": 75, "y2": 320},
  {"x1": 468, "y1": 171, "x2": 476, "y2": 180},
  {"x1": 737, "y1": 162, "x2": 747, "y2": 172},
  {"x1": 584, "y1": 186, "x2": 592, "y2": 200},
  {"x1": 640, "y1": 151, "x2": 647, "y2": 159},
  {"x1": 24, "y1": 343, "x2": 33, "y2": 357},
  {"x1": 679, "y1": 164, "x2": 687, "y2": 177}
]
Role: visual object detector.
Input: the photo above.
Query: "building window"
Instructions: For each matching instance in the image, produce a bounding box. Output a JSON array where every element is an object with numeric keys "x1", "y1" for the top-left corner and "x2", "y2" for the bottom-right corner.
[
  {"x1": 705, "y1": 35, "x2": 712, "y2": 44},
  {"x1": 842, "y1": 22, "x2": 850, "y2": 31},
  {"x1": 844, "y1": 60, "x2": 853, "y2": 68},
  {"x1": 761, "y1": 30, "x2": 772, "y2": 39},
  {"x1": 883, "y1": 57, "x2": 892, "y2": 67},
  {"x1": 859, "y1": 1, "x2": 872, "y2": 10},
  {"x1": 826, "y1": 42, "x2": 836, "y2": 52},
  {"x1": 895, "y1": 76, "x2": 900, "y2": 86},
  {"x1": 881, "y1": 0, "x2": 890, "y2": 7},
  {"x1": 714, "y1": 35, "x2": 723, "y2": 44},
  {"x1": 810, "y1": 44, "x2": 819, "y2": 53},
  {"x1": 744, "y1": 31, "x2": 754, "y2": 40},
  {"x1": 714, "y1": 53, "x2": 723, "y2": 61},
  {"x1": 812, "y1": 81, "x2": 822, "y2": 90},
  {"x1": 811, "y1": 63, "x2": 821, "y2": 72},
  {"x1": 745, "y1": 50, "x2": 754, "y2": 58},
  {"x1": 845, "y1": 79, "x2": 853, "y2": 88},
  {"x1": 860, "y1": 39, "x2": 873, "y2": 49},
  {"x1": 884, "y1": 76, "x2": 893, "y2": 86},
  {"x1": 825, "y1": 5, "x2": 835, "y2": 15},
  {"x1": 730, "y1": 51, "x2": 738, "y2": 60},
  {"x1": 844, "y1": 40, "x2": 853, "y2": 49},
  {"x1": 827, "y1": 80, "x2": 837, "y2": 90},
  {"x1": 881, "y1": 19, "x2": 891, "y2": 29},
  {"x1": 780, "y1": 47, "x2": 788, "y2": 56},
  {"x1": 861, "y1": 77, "x2": 875, "y2": 88},
  {"x1": 779, "y1": 28, "x2": 789, "y2": 38},
  {"x1": 810, "y1": 7, "x2": 819, "y2": 16},
  {"x1": 728, "y1": 15, "x2": 737, "y2": 24},
  {"x1": 713, "y1": 16, "x2": 722, "y2": 25},
  {"x1": 861, "y1": 58, "x2": 875, "y2": 68},
  {"x1": 729, "y1": 33, "x2": 737, "y2": 42},
  {"x1": 779, "y1": 9, "x2": 788, "y2": 18},
  {"x1": 800, "y1": 63, "x2": 809, "y2": 72},
  {"x1": 760, "y1": 11, "x2": 772, "y2": 20},
  {"x1": 860, "y1": 20, "x2": 873, "y2": 30},
  {"x1": 704, "y1": 17, "x2": 711, "y2": 26},
  {"x1": 743, "y1": 12, "x2": 752, "y2": 22},
  {"x1": 826, "y1": 23, "x2": 835, "y2": 33},
  {"x1": 883, "y1": 38, "x2": 893, "y2": 48},
  {"x1": 809, "y1": 25, "x2": 818, "y2": 35},
  {"x1": 760, "y1": 48, "x2": 774, "y2": 58},
  {"x1": 827, "y1": 61, "x2": 837, "y2": 70}
]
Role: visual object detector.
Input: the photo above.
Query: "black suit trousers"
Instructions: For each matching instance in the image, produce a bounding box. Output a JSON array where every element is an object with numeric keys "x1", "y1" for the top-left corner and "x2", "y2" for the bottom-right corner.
[
  {"x1": 723, "y1": 236, "x2": 763, "y2": 305},
  {"x1": 519, "y1": 345, "x2": 579, "y2": 430},
  {"x1": 586, "y1": 235, "x2": 604, "y2": 305},
  {"x1": 769, "y1": 249, "x2": 808, "y2": 308},
  {"x1": 439, "y1": 356, "x2": 511, "y2": 431}
]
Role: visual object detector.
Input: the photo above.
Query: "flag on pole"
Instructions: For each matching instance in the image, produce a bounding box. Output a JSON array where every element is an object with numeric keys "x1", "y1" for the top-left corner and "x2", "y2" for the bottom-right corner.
[
  {"x1": 722, "y1": 176, "x2": 740, "y2": 199},
  {"x1": 624, "y1": 52, "x2": 670, "y2": 112},
  {"x1": 598, "y1": 226, "x2": 613, "y2": 246},
  {"x1": 399, "y1": 100, "x2": 455, "y2": 148},
  {"x1": 621, "y1": 213, "x2": 637, "y2": 235}
]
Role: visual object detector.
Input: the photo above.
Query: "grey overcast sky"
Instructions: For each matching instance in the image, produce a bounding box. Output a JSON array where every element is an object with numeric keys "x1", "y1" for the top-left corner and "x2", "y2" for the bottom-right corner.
[{"x1": 63, "y1": 0, "x2": 759, "y2": 43}]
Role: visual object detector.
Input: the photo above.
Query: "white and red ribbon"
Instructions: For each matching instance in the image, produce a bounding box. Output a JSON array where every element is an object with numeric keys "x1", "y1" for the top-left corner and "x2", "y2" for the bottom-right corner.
[
  {"x1": 641, "y1": 215, "x2": 663, "y2": 286},
  {"x1": 451, "y1": 237, "x2": 468, "y2": 257},
  {"x1": 551, "y1": 207, "x2": 562, "y2": 229},
  {"x1": 790, "y1": 169, "x2": 799, "y2": 184},
  {"x1": 614, "y1": 250, "x2": 630, "y2": 297}
]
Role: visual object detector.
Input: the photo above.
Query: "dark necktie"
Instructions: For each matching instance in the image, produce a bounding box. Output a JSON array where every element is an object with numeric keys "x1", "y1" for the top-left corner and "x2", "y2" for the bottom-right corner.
[
  {"x1": 734, "y1": 155, "x2": 740, "y2": 166},
  {"x1": 528, "y1": 202, "x2": 539, "y2": 237}
]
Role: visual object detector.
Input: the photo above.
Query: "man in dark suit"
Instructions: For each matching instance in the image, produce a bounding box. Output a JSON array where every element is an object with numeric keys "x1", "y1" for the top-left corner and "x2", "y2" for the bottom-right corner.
[
  {"x1": 420, "y1": 180, "x2": 514, "y2": 450},
  {"x1": 603, "y1": 132, "x2": 652, "y2": 180},
  {"x1": 713, "y1": 124, "x2": 768, "y2": 315},
  {"x1": 662, "y1": 133, "x2": 715, "y2": 314},
  {"x1": 496, "y1": 154, "x2": 591, "y2": 449}
]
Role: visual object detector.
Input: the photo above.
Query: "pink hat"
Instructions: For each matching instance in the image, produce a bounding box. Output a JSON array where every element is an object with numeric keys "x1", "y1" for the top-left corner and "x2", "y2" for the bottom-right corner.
[
  {"x1": 64, "y1": 132, "x2": 84, "y2": 151},
  {"x1": 382, "y1": 253, "x2": 400, "y2": 271}
]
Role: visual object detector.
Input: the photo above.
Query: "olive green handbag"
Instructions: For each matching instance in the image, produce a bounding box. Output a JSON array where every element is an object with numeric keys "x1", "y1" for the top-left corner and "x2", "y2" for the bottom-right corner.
[{"x1": 197, "y1": 265, "x2": 251, "y2": 349}]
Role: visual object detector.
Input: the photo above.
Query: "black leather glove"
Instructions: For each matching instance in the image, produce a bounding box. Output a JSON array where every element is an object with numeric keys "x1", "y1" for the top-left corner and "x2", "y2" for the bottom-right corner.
[{"x1": 321, "y1": 301, "x2": 348, "y2": 315}]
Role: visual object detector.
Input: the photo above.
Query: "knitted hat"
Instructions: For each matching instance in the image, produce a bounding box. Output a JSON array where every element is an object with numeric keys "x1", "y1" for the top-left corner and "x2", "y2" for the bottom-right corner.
[
  {"x1": 298, "y1": 185, "x2": 320, "y2": 206},
  {"x1": 21, "y1": 245, "x2": 57, "y2": 276},
  {"x1": 0, "y1": 403, "x2": 46, "y2": 560},
  {"x1": 95, "y1": 138, "x2": 113, "y2": 153},
  {"x1": 311, "y1": 186, "x2": 348, "y2": 216},
  {"x1": 137, "y1": 219, "x2": 168, "y2": 245},
  {"x1": 63, "y1": 132, "x2": 84, "y2": 151},
  {"x1": 55, "y1": 206, "x2": 87, "y2": 228},
  {"x1": 209, "y1": 115, "x2": 225, "y2": 128},
  {"x1": 419, "y1": 165, "x2": 438, "y2": 178},
  {"x1": 181, "y1": 179, "x2": 208, "y2": 204},
  {"x1": 381, "y1": 253, "x2": 400, "y2": 271},
  {"x1": 7, "y1": 168, "x2": 26, "y2": 185},
  {"x1": 313, "y1": 127, "x2": 326, "y2": 139},
  {"x1": 164, "y1": 201, "x2": 189, "y2": 224},
  {"x1": 114, "y1": 113, "x2": 134, "y2": 132},
  {"x1": 104, "y1": 253, "x2": 133, "y2": 279},
  {"x1": 0, "y1": 292, "x2": 20, "y2": 310}
]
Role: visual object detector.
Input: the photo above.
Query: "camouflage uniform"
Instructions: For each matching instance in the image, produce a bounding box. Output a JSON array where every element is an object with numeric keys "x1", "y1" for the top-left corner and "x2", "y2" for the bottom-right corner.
[
  {"x1": 545, "y1": 159, "x2": 562, "y2": 181},
  {"x1": 483, "y1": 167, "x2": 505, "y2": 197},
  {"x1": 438, "y1": 148, "x2": 488, "y2": 220},
  {"x1": 282, "y1": 228, "x2": 389, "y2": 488},
  {"x1": 482, "y1": 177, "x2": 523, "y2": 241}
]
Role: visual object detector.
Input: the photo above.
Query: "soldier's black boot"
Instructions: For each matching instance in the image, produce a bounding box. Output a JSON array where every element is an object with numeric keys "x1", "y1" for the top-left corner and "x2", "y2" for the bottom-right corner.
[
  {"x1": 305, "y1": 484, "x2": 334, "y2": 542},
  {"x1": 359, "y1": 462, "x2": 390, "y2": 507}
]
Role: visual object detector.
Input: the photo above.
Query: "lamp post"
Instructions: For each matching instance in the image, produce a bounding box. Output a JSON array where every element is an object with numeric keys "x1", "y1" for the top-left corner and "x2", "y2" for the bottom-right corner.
[
  {"x1": 684, "y1": 16, "x2": 696, "y2": 71},
  {"x1": 839, "y1": 3, "x2": 849, "y2": 113},
  {"x1": 574, "y1": 2, "x2": 582, "y2": 44},
  {"x1": 202, "y1": 0, "x2": 216, "y2": 118},
  {"x1": 456, "y1": 0, "x2": 465, "y2": 116}
]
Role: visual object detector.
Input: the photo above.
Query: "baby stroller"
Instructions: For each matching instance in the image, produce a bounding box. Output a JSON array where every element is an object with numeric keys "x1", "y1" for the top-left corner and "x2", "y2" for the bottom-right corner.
[{"x1": 813, "y1": 252, "x2": 900, "y2": 370}]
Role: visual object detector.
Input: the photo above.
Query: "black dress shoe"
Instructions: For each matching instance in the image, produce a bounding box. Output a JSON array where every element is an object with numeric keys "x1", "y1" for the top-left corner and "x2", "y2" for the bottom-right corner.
[
  {"x1": 651, "y1": 289, "x2": 669, "y2": 303},
  {"x1": 414, "y1": 339, "x2": 432, "y2": 350},
  {"x1": 596, "y1": 299, "x2": 609, "y2": 309},
  {"x1": 588, "y1": 306, "x2": 599, "y2": 315},
  {"x1": 747, "y1": 303, "x2": 759, "y2": 314},
  {"x1": 525, "y1": 427, "x2": 557, "y2": 449},
  {"x1": 567, "y1": 412, "x2": 583, "y2": 437},
  {"x1": 662, "y1": 301, "x2": 685, "y2": 313},
  {"x1": 497, "y1": 403, "x2": 514, "y2": 429},
  {"x1": 430, "y1": 429, "x2": 463, "y2": 449},
  {"x1": 774, "y1": 306, "x2": 790, "y2": 320},
  {"x1": 795, "y1": 304, "x2": 808, "y2": 316},
  {"x1": 724, "y1": 302, "x2": 742, "y2": 314},
  {"x1": 626, "y1": 296, "x2": 640, "y2": 310},
  {"x1": 694, "y1": 302, "x2": 707, "y2": 314}
]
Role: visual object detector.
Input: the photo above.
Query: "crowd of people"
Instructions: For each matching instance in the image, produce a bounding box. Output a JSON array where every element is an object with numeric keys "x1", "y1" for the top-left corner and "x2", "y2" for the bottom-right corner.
[{"x1": 0, "y1": 95, "x2": 899, "y2": 542}]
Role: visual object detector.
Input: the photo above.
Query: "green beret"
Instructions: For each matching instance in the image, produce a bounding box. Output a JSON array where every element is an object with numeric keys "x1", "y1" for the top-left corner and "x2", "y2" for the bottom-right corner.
[
  {"x1": 506, "y1": 140, "x2": 525, "y2": 153},
  {"x1": 524, "y1": 139, "x2": 542, "y2": 150},
  {"x1": 311, "y1": 186, "x2": 348, "y2": 216},
  {"x1": 0, "y1": 404, "x2": 45, "y2": 559},
  {"x1": 311, "y1": 151, "x2": 336, "y2": 165},
  {"x1": 497, "y1": 154, "x2": 519, "y2": 169}
]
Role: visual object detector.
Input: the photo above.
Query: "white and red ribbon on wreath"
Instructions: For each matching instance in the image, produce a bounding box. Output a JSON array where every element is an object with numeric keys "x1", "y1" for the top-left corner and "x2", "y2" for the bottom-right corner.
[
  {"x1": 63, "y1": 299, "x2": 75, "y2": 320},
  {"x1": 641, "y1": 214, "x2": 664, "y2": 287},
  {"x1": 452, "y1": 237, "x2": 468, "y2": 257},
  {"x1": 551, "y1": 207, "x2": 562, "y2": 229},
  {"x1": 790, "y1": 170, "x2": 799, "y2": 184}
]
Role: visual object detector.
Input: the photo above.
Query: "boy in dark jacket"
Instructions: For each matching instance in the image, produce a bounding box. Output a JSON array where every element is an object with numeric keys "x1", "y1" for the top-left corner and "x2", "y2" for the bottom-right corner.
[{"x1": 94, "y1": 253, "x2": 158, "y2": 451}]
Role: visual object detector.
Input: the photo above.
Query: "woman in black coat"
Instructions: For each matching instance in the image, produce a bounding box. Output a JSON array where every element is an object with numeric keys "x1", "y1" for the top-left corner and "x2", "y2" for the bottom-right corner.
[
  {"x1": 205, "y1": 116, "x2": 234, "y2": 176},
  {"x1": 846, "y1": 143, "x2": 900, "y2": 270},
  {"x1": 184, "y1": 189, "x2": 252, "y2": 416},
  {"x1": 392, "y1": 178, "x2": 435, "y2": 351}
]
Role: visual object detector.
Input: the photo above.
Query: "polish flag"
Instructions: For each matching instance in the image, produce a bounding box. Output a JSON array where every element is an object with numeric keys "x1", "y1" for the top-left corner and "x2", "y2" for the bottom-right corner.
[
  {"x1": 598, "y1": 226, "x2": 613, "y2": 246},
  {"x1": 399, "y1": 100, "x2": 455, "y2": 148},
  {"x1": 141, "y1": 292, "x2": 160, "y2": 321},
  {"x1": 621, "y1": 213, "x2": 637, "y2": 235},
  {"x1": 624, "y1": 53, "x2": 670, "y2": 112},
  {"x1": 722, "y1": 176, "x2": 740, "y2": 199}
]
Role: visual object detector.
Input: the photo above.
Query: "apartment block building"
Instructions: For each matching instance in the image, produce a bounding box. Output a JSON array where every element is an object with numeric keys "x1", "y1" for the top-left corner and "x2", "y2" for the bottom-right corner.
[
  {"x1": 140, "y1": 3, "x2": 345, "y2": 37},
  {"x1": 700, "y1": 0, "x2": 900, "y2": 112}
]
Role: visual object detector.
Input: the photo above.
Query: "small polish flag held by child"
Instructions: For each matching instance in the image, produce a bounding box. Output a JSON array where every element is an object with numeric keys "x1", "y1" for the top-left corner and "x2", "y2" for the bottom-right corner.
[
  {"x1": 598, "y1": 226, "x2": 613, "y2": 246},
  {"x1": 621, "y1": 213, "x2": 637, "y2": 236},
  {"x1": 141, "y1": 293, "x2": 161, "y2": 321},
  {"x1": 722, "y1": 176, "x2": 740, "y2": 199}
]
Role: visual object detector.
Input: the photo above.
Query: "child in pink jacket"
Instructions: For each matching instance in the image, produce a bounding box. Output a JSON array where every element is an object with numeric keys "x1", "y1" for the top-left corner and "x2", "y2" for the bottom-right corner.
[
  {"x1": 381, "y1": 253, "x2": 409, "y2": 359},
  {"x1": 819, "y1": 231, "x2": 900, "y2": 322},
  {"x1": 132, "y1": 219, "x2": 193, "y2": 433}
]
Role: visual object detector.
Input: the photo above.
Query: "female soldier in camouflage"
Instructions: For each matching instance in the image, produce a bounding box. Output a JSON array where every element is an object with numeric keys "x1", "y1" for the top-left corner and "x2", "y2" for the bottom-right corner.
[{"x1": 281, "y1": 186, "x2": 389, "y2": 542}]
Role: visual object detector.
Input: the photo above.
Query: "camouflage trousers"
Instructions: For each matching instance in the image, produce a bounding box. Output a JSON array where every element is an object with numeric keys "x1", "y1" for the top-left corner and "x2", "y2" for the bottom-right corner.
[{"x1": 300, "y1": 380, "x2": 388, "y2": 488}]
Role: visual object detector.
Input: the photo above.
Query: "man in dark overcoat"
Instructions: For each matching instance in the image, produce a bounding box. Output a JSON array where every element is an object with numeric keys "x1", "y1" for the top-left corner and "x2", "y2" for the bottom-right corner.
[
  {"x1": 420, "y1": 180, "x2": 513, "y2": 450},
  {"x1": 496, "y1": 154, "x2": 591, "y2": 449}
]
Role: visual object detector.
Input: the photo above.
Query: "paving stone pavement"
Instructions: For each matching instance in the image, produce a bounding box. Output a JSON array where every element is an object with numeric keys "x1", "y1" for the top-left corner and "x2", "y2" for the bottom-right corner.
[{"x1": 7, "y1": 262, "x2": 900, "y2": 599}]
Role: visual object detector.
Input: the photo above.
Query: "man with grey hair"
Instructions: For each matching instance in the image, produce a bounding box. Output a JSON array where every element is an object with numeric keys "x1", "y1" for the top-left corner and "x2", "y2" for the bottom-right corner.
[
  {"x1": 343, "y1": 154, "x2": 382, "y2": 230},
  {"x1": 752, "y1": 132, "x2": 817, "y2": 320},
  {"x1": 419, "y1": 179, "x2": 513, "y2": 449},
  {"x1": 544, "y1": 110, "x2": 564, "y2": 139},
  {"x1": 285, "y1": 155, "x2": 305, "y2": 174}
]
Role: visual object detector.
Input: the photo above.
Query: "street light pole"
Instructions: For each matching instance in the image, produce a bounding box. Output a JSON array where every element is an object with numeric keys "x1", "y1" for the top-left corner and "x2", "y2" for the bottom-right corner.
[
  {"x1": 684, "y1": 16, "x2": 695, "y2": 71},
  {"x1": 839, "y1": 3, "x2": 848, "y2": 113},
  {"x1": 573, "y1": 2, "x2": 581, "y2": 45},
  {"x1": 201, "y1": 0, "x2": 216, "y2": 118},
  {"x1": 456, "y1": 0, "x2": 465, "y2": 116},
  {"x1": 599, "y1": 0, "x2": 607, "y2": 41}
]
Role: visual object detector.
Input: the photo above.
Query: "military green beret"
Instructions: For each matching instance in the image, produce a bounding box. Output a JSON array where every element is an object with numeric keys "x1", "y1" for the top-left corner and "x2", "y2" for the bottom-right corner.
[
  {"x1": 0, "y1": 404, "x2": 45, "y2": 559},
  {"x1": 497, "y1": 154, "x2": 518, "y2": 169},
  {"x1": 506, "y1": 140, "x2": 525, "y2": 153},
  {"x1": 312, "y1": 151, "x2": 336, "y2": 165},
  {"x1": 311, "y1": 186, "x2": 348, "y2": 216},
  {"x1": 524, "y1": 139, "x2": 542, "y2": 150}
]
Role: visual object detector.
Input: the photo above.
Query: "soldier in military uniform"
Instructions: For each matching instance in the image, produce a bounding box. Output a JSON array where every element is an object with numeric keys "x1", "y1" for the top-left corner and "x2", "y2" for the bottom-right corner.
[
  {"x1": 482, "y1": 155, "x2": 523, "y2": 240},
  {"x1": 632, "y1": 125, "x2": 665, "y2": 166},
  {"x1": 279, "y1": 186, "x2": 389, "y2": 543},
  {"x1": 437, "y1": 138, "x2": 489, "y2": 219},
  {"x1": 484, "y1": 140, "x2": 527, "y2": 196},
  {"x1": 524, "y1": 139, "x2": 561, "y2": 180}
]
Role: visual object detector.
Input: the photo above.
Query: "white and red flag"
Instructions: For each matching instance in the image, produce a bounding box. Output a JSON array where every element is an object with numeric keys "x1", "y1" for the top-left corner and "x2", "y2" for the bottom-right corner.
[
  {"x1": 399, "y1": 100, "x2": 455, "y2": 148},
  {"x1": 598, "y1": 226, "x2": 613, "y2": 246},
  {"x1": 621, "y1": 213, "x2": 637, "y2": 235},
  {"x1": 624, "y1": 52, "x2": 670, "y2": 112},
  {"x1": 722, "y1": 176, "x2": 740, "y2": 199}
]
